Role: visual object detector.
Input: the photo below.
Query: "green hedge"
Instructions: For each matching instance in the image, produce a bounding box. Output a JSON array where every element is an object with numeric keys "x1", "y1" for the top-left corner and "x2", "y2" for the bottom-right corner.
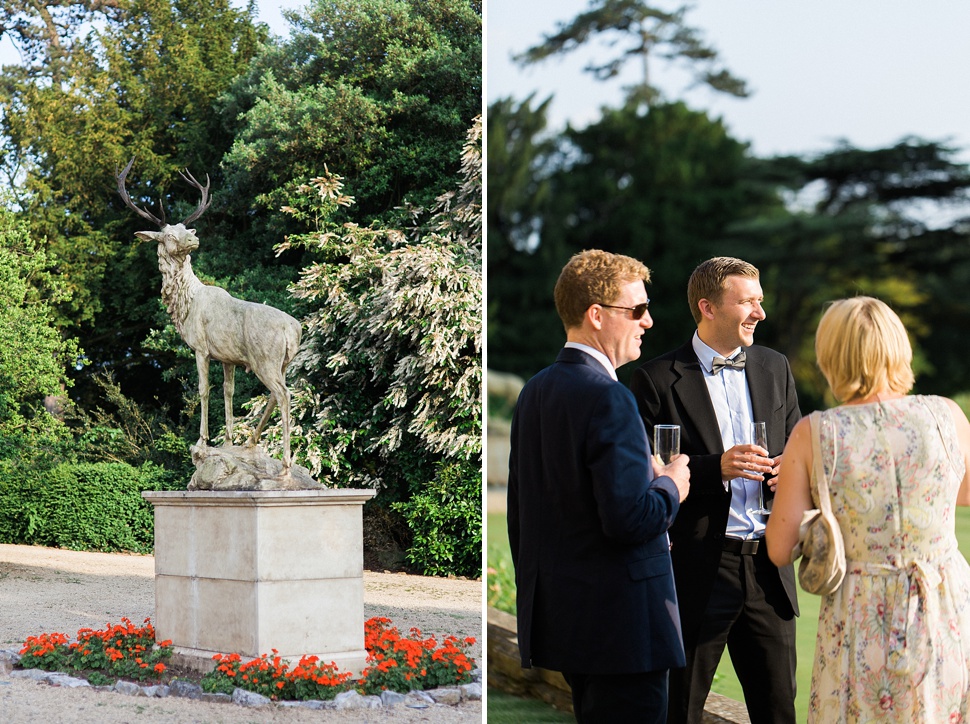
[
  {"x1": 393, "y1": 459, "x2": 482, "y2": 579},
  {"x1": 0, "y1": 461, "x2": 181, "y2": 554}
]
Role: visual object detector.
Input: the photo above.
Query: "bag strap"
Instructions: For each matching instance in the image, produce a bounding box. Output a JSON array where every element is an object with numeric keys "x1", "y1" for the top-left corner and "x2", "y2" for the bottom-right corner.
[{"x1": 809, "y1": 411, "x2": 836, "y2": 515}]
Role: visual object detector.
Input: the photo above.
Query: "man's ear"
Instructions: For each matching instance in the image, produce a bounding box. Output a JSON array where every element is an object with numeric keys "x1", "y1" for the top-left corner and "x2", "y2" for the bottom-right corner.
[
  {"x1": 697, "y1": 298, "x2": 716, "y2": 322},
  {"x1": 135, "y1": 230, "x2": 160, "y2": 243},
  {"x1": 585, "y1": 304, "x2": 604, "y2": 330}
]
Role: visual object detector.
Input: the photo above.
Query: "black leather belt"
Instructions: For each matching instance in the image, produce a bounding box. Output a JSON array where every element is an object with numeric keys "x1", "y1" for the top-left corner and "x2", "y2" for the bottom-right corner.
[{"x1": 722, "y1": 537, "x2": 761, "y2": 555}]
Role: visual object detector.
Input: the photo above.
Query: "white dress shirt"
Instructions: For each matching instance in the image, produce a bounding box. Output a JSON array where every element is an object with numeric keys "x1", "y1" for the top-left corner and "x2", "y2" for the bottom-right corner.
[{"x1": 691, "y1": 332, "x2": 765, "y2": 540}]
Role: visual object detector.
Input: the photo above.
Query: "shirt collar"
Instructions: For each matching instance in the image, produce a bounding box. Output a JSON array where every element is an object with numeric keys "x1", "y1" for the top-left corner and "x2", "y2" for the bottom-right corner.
[
  {"x1": 564, "y1": 342, "x2": 618, "y2": 381},
  {"x1": 692, "y1": 331, "x2": 742, "y2": 375}
]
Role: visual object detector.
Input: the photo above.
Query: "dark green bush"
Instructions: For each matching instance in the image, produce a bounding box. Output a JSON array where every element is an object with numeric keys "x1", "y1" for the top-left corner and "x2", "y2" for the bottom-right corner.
[
  {"x1": 392, "y1": 459, "x2": 482, "y2": 578},
  {"x1": 0, "y1": 461, "x2": 181, "y2": 554}
]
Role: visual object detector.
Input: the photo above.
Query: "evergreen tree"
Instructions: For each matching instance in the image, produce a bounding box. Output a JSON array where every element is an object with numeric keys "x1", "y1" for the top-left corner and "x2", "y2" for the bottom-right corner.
[{"x1": 0, "y1": 209, "x2": 80, "y2": 462}]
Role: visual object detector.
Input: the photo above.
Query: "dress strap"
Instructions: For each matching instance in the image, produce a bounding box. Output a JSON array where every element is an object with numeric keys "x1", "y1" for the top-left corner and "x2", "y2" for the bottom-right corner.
[{"x1": 920, "y1": 396, "x2": 963, "y2": 477}]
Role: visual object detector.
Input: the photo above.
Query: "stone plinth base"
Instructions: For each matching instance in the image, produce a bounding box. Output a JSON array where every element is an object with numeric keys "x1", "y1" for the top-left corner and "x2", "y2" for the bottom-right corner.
[{"x1": 143, "y1": 489, "x2": 376, "y2": 676}]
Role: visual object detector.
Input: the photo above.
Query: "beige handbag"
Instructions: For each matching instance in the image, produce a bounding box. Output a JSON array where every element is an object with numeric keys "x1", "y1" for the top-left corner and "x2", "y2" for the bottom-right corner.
[{"x1": 790, "y1": 411, "x2": 846, "y2": 595}]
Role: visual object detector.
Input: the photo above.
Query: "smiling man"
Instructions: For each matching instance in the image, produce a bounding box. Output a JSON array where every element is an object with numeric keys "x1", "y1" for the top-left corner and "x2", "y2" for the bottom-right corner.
[
  {"x1": 629, "y1": 257, "x2": 802, "y2": 724},
  {"x1": 508, "y1": 249, "x2": 691, "y2": 723}
]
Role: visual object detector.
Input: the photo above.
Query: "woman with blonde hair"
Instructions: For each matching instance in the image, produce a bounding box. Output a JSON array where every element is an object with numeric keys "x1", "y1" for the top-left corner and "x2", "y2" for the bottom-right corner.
[{"x1": 766, "y1": 296, "x2": 970, "y2": 722}]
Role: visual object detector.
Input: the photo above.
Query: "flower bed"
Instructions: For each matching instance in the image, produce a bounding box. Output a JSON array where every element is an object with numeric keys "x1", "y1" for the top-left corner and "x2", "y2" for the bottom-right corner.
[
  {"x1": 18, "y1": 616, "x2": 477, "y2": 701},
  {"x1": 19, "y1": 618, "x2": 171, "y2": 686}
]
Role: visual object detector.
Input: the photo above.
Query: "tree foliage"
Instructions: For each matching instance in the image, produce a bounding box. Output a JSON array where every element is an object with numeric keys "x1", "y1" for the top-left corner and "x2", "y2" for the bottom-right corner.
[
  {"x1": 220, "y1": 0, "x2": 482, "y2": 225},
  {"x1": 729, "y1": 139, "x2": 970, "y2": 406},
  {"x1": 0, "y1": 209, "x2": 80, "y2": 431},
  {"x1": 242, "y1": 118, "x2": 481, "y2": 576},
  {"x1": 0, "y1": 0, "x2": 482, "y2": 444},
  {"x1": 515, "y1": 0, "x2": 747, "y2": 107},
  {"x1": 486, "y1": 95, "x2": 562, "y2": 378},
  {"x1": 265, "y1": 118, "x2": 482, "y2": 490}
]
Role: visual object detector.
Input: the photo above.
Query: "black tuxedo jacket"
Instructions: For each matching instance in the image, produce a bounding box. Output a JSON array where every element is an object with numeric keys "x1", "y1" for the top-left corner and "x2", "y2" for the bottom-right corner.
[
  {"x1": 508, "y1": 347, "x2": 686, "y2": 674},
  {"x1": 629, "y1": 341, "x2": 801, "y2": 647}
]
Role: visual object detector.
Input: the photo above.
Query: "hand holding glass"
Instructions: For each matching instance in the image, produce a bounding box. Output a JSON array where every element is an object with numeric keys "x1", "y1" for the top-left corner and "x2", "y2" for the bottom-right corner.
[
  {"x1": 749, "y1": 421, "x2": 772, "y2": 516},
  {"x1": 654, "y1": 425, "x2": 680, "y2": 465}
]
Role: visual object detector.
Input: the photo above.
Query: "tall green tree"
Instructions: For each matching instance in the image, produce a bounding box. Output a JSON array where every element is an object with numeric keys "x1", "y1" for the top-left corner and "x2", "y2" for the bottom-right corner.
[
  {"x1": 486, "y1": 95, "x2": 563, "y2": 378},
  {"x1": 219, "y1": 0, "x2": 482, "y2": 227},
  {"x1": 515, "y1": 0, "x2": 747, "y2": 107},
  {"x1": 0, "y1": 209, "x2": 80, "y2": 461},
  {"x1": 733, "y1": 139, "x2": 970, "y2": 406}
]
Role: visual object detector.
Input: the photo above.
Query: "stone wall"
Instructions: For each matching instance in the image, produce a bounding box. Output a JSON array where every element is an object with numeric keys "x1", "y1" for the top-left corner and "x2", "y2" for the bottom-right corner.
[{"x1": 486, "y1": 419, "x2": 511, "y2": 486}]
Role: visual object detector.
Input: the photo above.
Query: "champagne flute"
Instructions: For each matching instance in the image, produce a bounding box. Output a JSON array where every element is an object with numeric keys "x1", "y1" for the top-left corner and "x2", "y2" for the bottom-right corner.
[
  {"x1": 654, "y1": 425, "x2": 680, "y2": 465},
  {"x1": 749, "y1": 421, "x2": 772, "y2": 516}
]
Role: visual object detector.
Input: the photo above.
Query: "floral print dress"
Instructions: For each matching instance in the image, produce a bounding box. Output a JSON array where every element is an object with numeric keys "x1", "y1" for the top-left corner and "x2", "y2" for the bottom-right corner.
[{"x1": 809, "y1": 396, "x2": 970, "y2": 723}]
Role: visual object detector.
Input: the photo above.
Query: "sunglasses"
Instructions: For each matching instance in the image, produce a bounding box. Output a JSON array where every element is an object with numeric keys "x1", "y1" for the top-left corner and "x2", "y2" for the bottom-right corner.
[{"x1": 599, "y1": 301, "x2": 650, "y2": 319}]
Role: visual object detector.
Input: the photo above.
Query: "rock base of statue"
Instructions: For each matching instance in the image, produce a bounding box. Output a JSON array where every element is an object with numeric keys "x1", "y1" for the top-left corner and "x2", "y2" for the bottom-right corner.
[
  {"x1": 188, "y1": 443, "x2": 319, "y2": 491},
  {"x1": 142, "y1": 488, "x2": 377, "y2": 676}
]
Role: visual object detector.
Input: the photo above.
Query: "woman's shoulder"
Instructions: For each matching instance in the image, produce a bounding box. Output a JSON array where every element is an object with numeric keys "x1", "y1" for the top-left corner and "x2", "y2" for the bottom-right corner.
[{"x1": 912, "y1": 394, "x2": 960, "y2": 415}]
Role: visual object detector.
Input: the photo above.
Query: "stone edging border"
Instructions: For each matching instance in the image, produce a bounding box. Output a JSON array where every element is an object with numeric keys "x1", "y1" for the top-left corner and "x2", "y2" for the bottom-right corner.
[{"x1": 0, "y1": 649, "x2": 482, "y2": 711}]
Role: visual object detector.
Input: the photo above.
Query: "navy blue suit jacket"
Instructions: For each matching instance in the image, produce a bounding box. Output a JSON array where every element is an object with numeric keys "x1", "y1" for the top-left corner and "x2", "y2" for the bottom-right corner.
[{"x1": 507, "y1": 347, "x2": 686, "y2": 674}]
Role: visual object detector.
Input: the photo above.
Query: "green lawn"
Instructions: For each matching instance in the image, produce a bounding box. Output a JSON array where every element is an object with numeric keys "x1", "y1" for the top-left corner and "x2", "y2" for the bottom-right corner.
[
  {"x1": 487, "y1": 508, "x2": 970, "y2": 722},
  {"x1": 487, "y1": 688, "x2": 575, "y2": 723}
]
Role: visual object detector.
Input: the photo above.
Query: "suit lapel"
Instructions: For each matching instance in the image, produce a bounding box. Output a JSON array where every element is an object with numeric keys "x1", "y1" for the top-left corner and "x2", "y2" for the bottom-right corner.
[
  {"x1": 669, "y1": 342, "x2": 725, "y2": 454},
  {"x1": 744, "y1": 347, "x2": 771, "y2": 423}
]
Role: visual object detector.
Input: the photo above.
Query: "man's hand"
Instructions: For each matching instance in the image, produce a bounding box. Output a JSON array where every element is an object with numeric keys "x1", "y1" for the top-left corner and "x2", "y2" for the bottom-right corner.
[
  {"x1": 766, "y1": 453, "x2": 783, "y2": 491},
  {"x1": 721, "y1": 443, "x2": 773, "y2": 483},
  {"x1": 654, "y1": 453, "x2": 690, "y2": 502}
]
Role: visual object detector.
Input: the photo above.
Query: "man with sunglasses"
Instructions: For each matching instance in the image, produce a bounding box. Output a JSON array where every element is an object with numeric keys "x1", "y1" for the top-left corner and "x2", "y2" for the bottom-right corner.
[
  {"x1": 630, "y1": 257, "x2": 801, "y2": 724},
  {"x1": 508, "y1": 249, "x2": 691, "y2": 723}
]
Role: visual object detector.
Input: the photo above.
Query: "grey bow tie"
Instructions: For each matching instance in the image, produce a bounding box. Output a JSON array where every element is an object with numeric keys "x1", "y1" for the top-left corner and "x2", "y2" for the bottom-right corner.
[{"x1": 712, "y1": 350, "x2": 746, "y2": 373}]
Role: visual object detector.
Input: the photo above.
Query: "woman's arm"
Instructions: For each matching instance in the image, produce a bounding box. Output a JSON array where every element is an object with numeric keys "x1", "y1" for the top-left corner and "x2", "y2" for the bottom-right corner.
[{"x1": 766, "y1": 416, "x2": 816, "y2": 567}]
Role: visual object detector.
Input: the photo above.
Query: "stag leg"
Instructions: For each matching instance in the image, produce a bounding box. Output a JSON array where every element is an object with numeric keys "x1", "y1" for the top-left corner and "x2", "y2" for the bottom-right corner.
[
  {"x1": 196, "y1": 351, "x2": 210, "y2": 447},
  {"x1": 223, "y1": 362, "x2": 235, "y2": 446},
  {"x1": 251, "y1": 394, "x2": 278, "y2": 448},
  {"x1": 253, "y1": 380, "x2": 292, "y2": 470},
  {"x1": 278, "y1": 384, "x2": 292, "y2": 470}
]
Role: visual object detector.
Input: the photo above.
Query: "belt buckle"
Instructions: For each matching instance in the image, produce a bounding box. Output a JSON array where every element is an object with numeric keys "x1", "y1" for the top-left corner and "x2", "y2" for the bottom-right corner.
[{"x1": 723, "y1": 537, "x2": 760, "y2": 555}]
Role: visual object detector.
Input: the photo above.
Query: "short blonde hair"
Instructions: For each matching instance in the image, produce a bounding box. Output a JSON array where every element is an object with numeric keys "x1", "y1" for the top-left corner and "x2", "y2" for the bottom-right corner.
[
  {"x1": 554, "y1": 250, "x2": 651, "y2": 330},
  {"x1": 687, "y1": 257, "x2": 760, "y2": 325},
  {"x1": 815, "y1": 296, "x2": 915, "y2": 402}
]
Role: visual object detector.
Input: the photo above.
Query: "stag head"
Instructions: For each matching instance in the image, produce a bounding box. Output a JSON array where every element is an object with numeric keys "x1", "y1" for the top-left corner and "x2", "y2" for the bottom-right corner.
[{"x1": 117, "y1": 157, "x2": 212, "y2": 244}]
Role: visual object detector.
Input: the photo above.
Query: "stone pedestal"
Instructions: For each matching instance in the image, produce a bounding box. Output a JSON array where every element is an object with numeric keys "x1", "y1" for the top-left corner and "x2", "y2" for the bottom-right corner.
[{"x1": 142, "y1": 489, "x2": 376, "y2": 676}]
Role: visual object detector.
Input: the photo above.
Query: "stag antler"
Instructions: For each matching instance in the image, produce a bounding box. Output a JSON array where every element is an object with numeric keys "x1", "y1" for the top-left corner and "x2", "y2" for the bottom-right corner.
[
  {"x1": 117, "y1": 157, "x2": 166, "y2": 227},
  {"x1": 178, "y1": 168, "x2": 211, "y2": 225}
]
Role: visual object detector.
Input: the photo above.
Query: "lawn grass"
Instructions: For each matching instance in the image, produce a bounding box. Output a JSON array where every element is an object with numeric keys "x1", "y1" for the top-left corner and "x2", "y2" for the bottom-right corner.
[
  {"x1": 487, "y1": 508, "x2": 970, "y2": 722},
  {"x1": 487, "y1": 688, "x2": 575, "y2": 723}
]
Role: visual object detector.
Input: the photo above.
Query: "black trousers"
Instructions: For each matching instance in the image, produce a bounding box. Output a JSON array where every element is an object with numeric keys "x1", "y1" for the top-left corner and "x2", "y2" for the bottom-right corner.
[
  {"x1": 563, "y1": 669, "x2": 669, "y2": 724},
  {"x1": 668, "y1": 545, "x2": 797, "y2": 724}
]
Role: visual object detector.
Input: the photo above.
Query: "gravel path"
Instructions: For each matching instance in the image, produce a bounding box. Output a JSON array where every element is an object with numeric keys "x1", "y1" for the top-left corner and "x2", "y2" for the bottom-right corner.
[{"x1": 0, "y1": 544, "x2": 482, "y2": 723}]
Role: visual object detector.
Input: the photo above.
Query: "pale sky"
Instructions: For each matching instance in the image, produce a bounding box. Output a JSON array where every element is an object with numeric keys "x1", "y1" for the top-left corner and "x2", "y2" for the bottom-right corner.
[
  {"x1": 486, "y1": 0, "x2": 970, "y2": 161},
  {"x1": 247, "y1": 0, "x2": 306, "y2": 37}
]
